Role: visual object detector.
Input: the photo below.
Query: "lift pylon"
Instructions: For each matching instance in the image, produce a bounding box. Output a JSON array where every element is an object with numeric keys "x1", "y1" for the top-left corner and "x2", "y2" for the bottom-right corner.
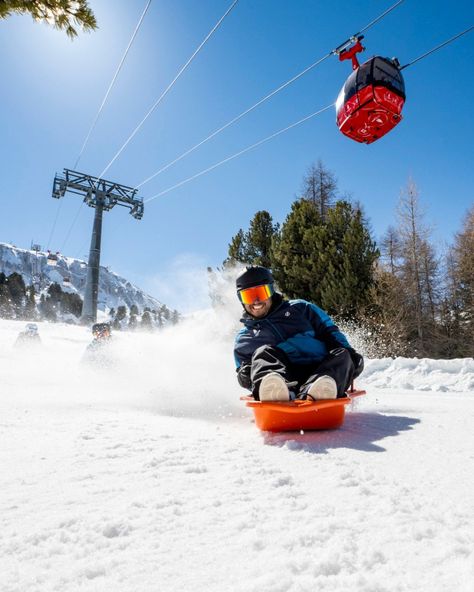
[{"x1": 52, "y1": 169, "x2": 144, "y2": 324}]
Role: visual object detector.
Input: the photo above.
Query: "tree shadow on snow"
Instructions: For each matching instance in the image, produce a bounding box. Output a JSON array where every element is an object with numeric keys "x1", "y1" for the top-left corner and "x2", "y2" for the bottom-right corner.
[{"x1": 262, "y1": 411, "x2": 420, "y2": 453}]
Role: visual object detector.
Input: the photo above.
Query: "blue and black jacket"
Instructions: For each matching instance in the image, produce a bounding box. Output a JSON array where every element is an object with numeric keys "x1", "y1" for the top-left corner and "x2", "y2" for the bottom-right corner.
[{"x1": 234, "y1": 294, "x2": 351, "y2": 370}]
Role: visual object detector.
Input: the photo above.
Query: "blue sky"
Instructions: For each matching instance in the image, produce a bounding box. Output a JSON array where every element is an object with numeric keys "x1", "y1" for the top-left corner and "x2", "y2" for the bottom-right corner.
[{"x1": 1, "y1": 0, "x2": 473, "y2": 310}]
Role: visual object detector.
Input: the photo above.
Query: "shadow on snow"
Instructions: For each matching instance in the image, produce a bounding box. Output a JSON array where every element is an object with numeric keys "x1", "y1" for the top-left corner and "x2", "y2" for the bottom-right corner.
[{"x1": 262, "y1": 411, "x2": 420, "y2": 453}]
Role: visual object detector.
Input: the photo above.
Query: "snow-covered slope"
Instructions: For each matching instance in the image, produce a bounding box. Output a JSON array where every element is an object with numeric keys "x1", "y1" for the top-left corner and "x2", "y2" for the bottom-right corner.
[
  {"x1": 1, "y1": 316, "x2": 473, "y2": 592},
  {"x1": 0, "y1": 242, "x2": 162, "y2": 312}
]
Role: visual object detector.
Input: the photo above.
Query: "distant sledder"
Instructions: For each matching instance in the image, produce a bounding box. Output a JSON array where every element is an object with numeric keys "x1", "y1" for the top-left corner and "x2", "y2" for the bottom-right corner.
[
  {"x1": 82, "y1": 322, "x2": 114, "y2": 368},
  {"x1": 14, "y1": 323, "x2": 42, "y2": 348},
  {"x1": 234, "y1": 266, "x2": 365, "y2": 431}
]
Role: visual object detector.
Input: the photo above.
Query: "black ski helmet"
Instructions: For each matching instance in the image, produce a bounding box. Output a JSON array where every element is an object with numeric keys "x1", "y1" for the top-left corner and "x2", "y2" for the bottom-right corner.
[
  {"x1": 236, "y1": 266, "x2": 274, "y2": 291},
  {"x1": 92, "y1": 322, "x2": 111, "y2": 337}
]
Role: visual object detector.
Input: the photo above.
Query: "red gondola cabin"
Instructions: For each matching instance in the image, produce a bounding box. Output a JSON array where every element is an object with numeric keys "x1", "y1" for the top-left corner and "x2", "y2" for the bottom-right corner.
[{"x1": 336, "y1": 56, "x2": 406, "y2": 144}]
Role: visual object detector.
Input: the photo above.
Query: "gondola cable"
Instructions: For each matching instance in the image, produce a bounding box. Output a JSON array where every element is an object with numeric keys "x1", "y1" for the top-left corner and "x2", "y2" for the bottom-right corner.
[
  {"x1": 49, "y1": 0, "x2": 153, "y2": 253},
  {"x1": 135, "y1": 0, "x2": 406, "y2": 189},
  {"x1": 400, "y1": 24, "x2": 474, "y2": 70},
  {"x1": 144, "y1": 103, "x2": 334, "y2": 204},
  {"x1": 74, "y1": 0, "x2": 153, "y2": 169},
  {"x1": 96, "y1": 0, "x2": 240, "y2": 183}
]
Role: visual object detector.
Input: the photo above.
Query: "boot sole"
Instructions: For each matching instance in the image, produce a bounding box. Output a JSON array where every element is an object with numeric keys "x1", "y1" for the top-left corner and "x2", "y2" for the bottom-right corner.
[
  {"x1": 307, "y1": 376, "x2": 337, "y2": 400},
  {"x1": 259, "y1": 374, "x2": 290, "y2": 402}
]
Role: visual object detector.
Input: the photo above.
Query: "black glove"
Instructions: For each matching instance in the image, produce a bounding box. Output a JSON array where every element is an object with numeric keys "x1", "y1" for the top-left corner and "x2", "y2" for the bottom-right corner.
[
  {"x1": 236, "y1": 363, "x2": 252, "y2": 390},
  {"x1": 347, "y1": 349, "x2": 364, "y2": 379}
]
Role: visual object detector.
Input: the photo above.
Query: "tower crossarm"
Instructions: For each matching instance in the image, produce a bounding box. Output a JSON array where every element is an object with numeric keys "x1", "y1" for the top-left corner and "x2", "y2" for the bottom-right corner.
[{"x1": 52, "y1": 169, "x2": 144, "y2": 219}]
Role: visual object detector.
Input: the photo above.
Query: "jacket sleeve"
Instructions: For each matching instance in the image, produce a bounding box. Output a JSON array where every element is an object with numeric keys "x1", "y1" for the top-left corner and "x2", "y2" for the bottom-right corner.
[
  {"x1": 234, "y1": 331, "x2": 252, "y2": 390},
  {"x1": 303, "y1": 302, "x2": 364, "y2": 377},
  {"x1": 303, "y1": 302, "x2": 351, "y2": 350}
]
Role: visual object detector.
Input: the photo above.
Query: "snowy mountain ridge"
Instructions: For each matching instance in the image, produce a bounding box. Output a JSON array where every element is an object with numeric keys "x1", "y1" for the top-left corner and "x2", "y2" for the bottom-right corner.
[{"x1": 0, "y1": 242, "x2": 162, "y2": 313}]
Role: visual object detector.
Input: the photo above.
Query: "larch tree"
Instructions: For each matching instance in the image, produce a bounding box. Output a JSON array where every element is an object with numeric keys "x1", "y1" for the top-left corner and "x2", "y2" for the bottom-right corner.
[
  {"x1": 380, "y1": 225, "x2": 402, "y2": 275},
  {"x1": 300, "y1": 159, "x2": 337, "y2": 222},
  {"x1": 396, "y1": 179, "x2": 440, "y2": 355}
]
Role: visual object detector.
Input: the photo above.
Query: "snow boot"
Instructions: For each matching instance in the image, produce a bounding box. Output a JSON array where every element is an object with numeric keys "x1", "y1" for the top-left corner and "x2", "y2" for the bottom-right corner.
[
  {"x1": 306, "y1": 375, "x2": 337, "y2": 400},
  {"x1": 259, "y1": 372, "x2": 290, "y2": 402}
]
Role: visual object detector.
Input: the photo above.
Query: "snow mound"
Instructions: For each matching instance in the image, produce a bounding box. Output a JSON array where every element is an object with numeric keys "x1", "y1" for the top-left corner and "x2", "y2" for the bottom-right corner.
[{"x1": 362, "y1": 357, "x2": 474, "y2": 393}]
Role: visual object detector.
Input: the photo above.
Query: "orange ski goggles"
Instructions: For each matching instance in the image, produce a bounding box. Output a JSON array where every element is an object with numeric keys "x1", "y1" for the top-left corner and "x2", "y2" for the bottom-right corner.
[{"x1": 238, "y1": 283, "x2": 274, "y2": 305}]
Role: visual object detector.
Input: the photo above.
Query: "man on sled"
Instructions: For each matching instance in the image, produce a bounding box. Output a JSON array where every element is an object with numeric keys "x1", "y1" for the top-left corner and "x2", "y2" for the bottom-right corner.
[{"x1": 234, "y1": 266, "x2": 364, "y2": 402}]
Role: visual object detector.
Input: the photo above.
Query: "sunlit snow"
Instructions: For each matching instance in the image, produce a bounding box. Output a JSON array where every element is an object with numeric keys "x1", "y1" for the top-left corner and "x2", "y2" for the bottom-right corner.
[{"x1": 1, "y1": 315, "x2": 473, "y2": 592}]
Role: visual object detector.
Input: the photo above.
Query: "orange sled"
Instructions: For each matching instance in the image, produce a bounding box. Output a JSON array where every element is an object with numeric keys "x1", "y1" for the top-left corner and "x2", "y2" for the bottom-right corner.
[{"x1": 241, "y1": 389, "x2": 366, "y2": 432}]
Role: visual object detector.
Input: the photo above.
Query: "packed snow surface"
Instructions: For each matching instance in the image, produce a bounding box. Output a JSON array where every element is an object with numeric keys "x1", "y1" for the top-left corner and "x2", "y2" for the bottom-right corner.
[{"x1": 1, "y1": 316, "x2": 473, "y2": 592}]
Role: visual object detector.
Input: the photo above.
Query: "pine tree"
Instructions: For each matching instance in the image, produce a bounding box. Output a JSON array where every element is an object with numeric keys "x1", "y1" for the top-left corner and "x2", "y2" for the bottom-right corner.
[
  {"x1": 116, "y1": 305, "x2": 127, "y2": 321},
  {"x1": 0, "y1": 283, "x2": 13, "y2": 318},
  {"x1": 60, "y1": 292, "x2": 82, "y2": 317},
  {"x1": 271, "y1": 197, "x2": 377, "y2": 319},
  {"x1": 271, "y1": 199, "x2": 324, "y2": 299},
  {"x1": 225, "y1": 229, "x2": 250, "y2": 266},
  {"x1": 24, "y1": 285, "x2": 37, "y2": 320},
  {"x1": 160, "y1": 304, "x2": 171, "y2": 321},
  {"x1": 0, "y1": 1, "x2": 97, "y2": 38},
  {"x1": 39, "y1": 292, "x2": 57, "y2": 321},
  {"x1": 141, "y1": 311, "x2": 153, "y2": 331},
  {"x1": 128, "y1": 314, "x2": 137, "y2": 330},
  {"x1": 225, "y1": 211, "x2": 279, "y2": 268},
  {"x1": 245, "y1": 211, "x2": 279, "y2": 268},
  {"x1": 154, "y1": 309, "x2": 164, "y2": 329},
  {"x1": 6, "y1": 272, "x2": 26, "y2": 317},
  {"x1": 320, "y1": 203, "x2": 379, "y2": 318}
]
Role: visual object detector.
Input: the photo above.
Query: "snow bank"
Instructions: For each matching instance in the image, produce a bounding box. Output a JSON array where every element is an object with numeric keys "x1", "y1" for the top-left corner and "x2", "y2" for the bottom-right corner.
[{"x1": 362, "y1": 356, "x2": 474, "y2": 393}]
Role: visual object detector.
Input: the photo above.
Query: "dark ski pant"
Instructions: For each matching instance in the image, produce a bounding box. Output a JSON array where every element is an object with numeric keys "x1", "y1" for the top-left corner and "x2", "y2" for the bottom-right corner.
[{"x1": 250, "y1": 345, "x2": 355, "y2": 400}]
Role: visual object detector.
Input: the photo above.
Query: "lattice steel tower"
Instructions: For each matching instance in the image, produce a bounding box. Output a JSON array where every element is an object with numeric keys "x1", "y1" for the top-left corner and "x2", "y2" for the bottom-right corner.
[{"x1": 52, "y1": 169, "x2": 144, "y2": 324}]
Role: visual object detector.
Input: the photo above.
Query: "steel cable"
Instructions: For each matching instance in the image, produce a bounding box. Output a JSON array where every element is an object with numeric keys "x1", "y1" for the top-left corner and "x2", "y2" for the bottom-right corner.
[
  {"x1": 53, "y1": 0, "x2": 153, "y2": 253},
  {"x1": 144, "y1": 103, "x2": 334, "y2": 203},
  {"x1": 400, "y1": 25, "x2": 474, "y2": 70},
  {"x1": 96, "y1": 0, "x2": 240, "y2": 183},
  {"x1": 74, "y1": 0, "x2": 153, "y2": 169}
]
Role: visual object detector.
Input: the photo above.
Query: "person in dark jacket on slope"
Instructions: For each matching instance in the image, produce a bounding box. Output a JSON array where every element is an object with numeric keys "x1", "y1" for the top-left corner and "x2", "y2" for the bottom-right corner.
[
  {"x1": 82, "y1": 322, "x2": 114, "y2": 367},
  {"x1": 234, "y1": 266, "x2": 364, "y2": 402}
]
